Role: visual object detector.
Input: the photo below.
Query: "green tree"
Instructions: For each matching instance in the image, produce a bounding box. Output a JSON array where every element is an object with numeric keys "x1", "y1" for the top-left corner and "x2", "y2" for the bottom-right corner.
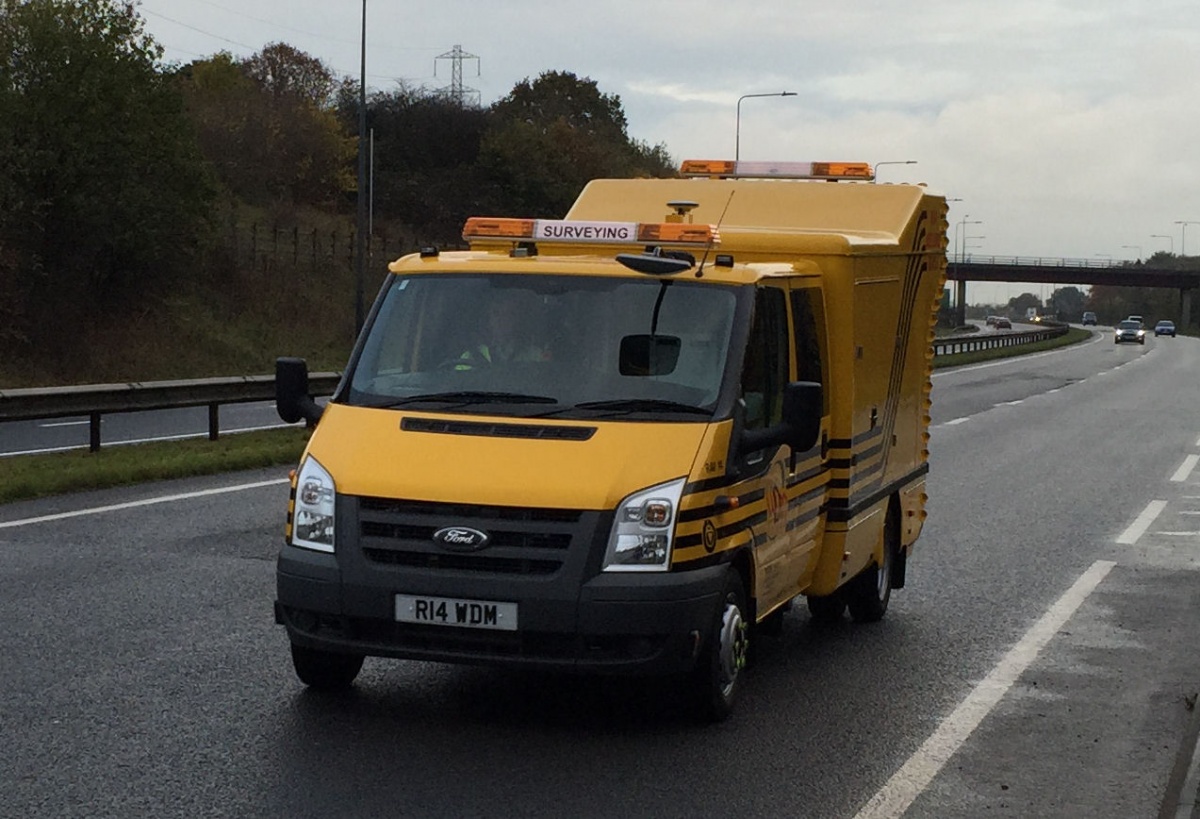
[
  {"x1": 1048, "y1": 286, "x2": 1086, "y2": 320},
  {"x1": 0, "y1": 0, "x2": 214, "y2": 349},
  {"x1": 479, "y1": 71, "x2": 675, "y2": 217}
]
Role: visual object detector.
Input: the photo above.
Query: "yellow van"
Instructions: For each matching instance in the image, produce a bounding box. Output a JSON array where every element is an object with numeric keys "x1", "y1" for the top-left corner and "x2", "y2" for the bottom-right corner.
[{"x1": 275, "y1": 159, "x2": 948, "y2": 720}]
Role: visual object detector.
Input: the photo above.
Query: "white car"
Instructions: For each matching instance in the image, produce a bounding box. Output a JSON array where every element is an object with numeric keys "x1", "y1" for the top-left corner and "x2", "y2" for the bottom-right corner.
[{"x1": 1114, "y1": 320, "x2": 1145, "y2": 345}]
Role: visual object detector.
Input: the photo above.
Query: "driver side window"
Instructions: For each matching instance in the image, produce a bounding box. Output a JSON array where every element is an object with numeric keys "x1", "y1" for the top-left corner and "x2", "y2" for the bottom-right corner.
[{"x1": 740, "y1": 287, "x2": 789, "y2": 430}]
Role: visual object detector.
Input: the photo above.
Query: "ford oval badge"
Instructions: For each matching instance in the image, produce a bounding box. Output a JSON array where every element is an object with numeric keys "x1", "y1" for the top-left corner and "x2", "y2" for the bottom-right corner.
[{"x1": 432, "y1": 526, "x2": 491, "y2": 552}]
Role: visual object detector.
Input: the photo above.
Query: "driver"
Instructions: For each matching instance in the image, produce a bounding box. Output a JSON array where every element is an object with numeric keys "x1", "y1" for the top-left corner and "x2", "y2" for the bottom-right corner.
[{"x1": 456, "y1": 293, "x2": 550, "y2": 369}]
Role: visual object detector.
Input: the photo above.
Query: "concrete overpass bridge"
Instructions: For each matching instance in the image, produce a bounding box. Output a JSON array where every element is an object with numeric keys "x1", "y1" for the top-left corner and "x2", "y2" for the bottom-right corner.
[{"x1": 945, "y1": 257, "x2": 1200, "y2": 326}]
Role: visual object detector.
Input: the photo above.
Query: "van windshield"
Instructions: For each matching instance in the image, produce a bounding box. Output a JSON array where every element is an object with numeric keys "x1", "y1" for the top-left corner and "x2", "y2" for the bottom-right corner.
[{"x1": 345, "y1": 273, "x2": 741, "y2": 420}]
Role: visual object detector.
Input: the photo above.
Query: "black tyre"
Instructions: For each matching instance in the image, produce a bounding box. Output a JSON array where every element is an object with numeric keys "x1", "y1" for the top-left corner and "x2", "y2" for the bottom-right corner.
[
  {"x1": 845, "y1": 505, "x2": 899, "y2": 623},
  {"x1": 806, "y1": 592, "x2": 846, "y2": 624},
  {"x1": 291, "y1": 643, "x2": 364, "y2": 691},
  {"x1": 693, "y1": 569, "x2": 749, "y2": 722}
]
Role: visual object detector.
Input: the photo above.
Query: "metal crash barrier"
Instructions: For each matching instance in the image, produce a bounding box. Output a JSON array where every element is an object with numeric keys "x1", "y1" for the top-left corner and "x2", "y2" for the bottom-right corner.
[{"x1": 0, "y1": 373, "x2": 342, "y2": 452}]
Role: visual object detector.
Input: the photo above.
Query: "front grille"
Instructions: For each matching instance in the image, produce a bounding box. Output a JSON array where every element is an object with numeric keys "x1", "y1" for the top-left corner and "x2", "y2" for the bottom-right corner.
[{"x1": 355, "y1": 495, "x2": 588, "y2": 575}]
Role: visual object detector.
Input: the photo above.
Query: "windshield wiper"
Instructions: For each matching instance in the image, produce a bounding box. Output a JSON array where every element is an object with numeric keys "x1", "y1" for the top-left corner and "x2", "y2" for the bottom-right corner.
[
  {"x1": 373, "y1": 391, "x2": 559, "y2": 408},
  {"x1": 572, "y1": 398, "x2": 711, "y2": 416}
]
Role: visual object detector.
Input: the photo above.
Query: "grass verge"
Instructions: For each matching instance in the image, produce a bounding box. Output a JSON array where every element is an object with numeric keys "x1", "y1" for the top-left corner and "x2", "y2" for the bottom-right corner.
[
  {"x1": 933, "y1": 327, "x2": 1092, "y2": 369},
  {"x1": 0, "y1": 427, "x2": 308, "y2": 505}
]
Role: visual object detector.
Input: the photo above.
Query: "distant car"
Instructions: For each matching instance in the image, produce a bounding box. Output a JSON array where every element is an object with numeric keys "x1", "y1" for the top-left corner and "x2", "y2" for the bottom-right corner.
[
  {"x1": 1114, "y1": 320, "x2": 1146, "y2": 345},
  {"x1": 1126, "y1": 315, "x2": 1144, "y2": 328},
  {"x1": 985, "y1": 315, "x2": 999, "y2": 326},
  {"x1": 994, "y1": 317, "x2": 1012, "y2": 329},
  {"x1": 1154, "y1": 320, "x2": 1176, "y2": 337},
  {"x1": 1082, "y1": 311, "x2": 1097, "y2": 326}
]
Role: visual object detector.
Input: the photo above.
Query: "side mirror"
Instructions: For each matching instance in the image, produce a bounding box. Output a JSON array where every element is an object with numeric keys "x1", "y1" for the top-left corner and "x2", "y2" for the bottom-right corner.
[
  {"x1": 781, "y1": 381, "x2": 822, "y2": 452},
  {"x1": 276, "y1": 357, "x2": 323, "y2": 425},
  {"x1": 736, "y1": 381, "x2": 823, "y2": 456}
]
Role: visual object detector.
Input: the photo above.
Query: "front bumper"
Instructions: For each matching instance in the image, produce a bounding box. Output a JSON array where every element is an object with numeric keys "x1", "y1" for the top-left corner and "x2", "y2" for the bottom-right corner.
[{"x1": 276, "y1": 542, "x2": 724, "y2": 677}]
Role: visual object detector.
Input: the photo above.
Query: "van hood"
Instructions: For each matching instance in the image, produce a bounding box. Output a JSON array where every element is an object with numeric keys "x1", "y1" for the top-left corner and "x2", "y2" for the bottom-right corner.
[{"x1": 305, "y1": 403, "x2": 712, "y2": 510}]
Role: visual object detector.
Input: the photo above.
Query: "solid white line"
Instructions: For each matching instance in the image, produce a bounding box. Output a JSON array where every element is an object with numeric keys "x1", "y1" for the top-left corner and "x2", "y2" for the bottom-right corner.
[
  {"x1": 0, "y1": 478, "x2": 289, "y2": 529},
  {"x1": 0, "y1": 422, "x2": 300, "y2": 458},
  {"x1": 1175, "y1": 455, "x2": 1200, "y2": 483},
  {"x1": 996, "y1": 400, "x2": 1024, "y2": 407},
  {"x1": 1117, "y1": 500, "x2": 1168, "y2": 544},
  {"x1": 943, "y1": 418, "x2": 969, "y2": 426},
  {"x1": 852, "y1": 559, "x2": 1116, "y2": 819},
  {"x1": 39, "y1": 420, "x2": 91, "y2": 428}
]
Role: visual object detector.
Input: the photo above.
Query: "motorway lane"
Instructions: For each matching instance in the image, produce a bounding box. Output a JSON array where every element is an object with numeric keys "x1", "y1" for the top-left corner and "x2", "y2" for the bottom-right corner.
[
  {"x1": 1, "y1": 338, "x2": 1199, "y2": 818},
  {"x1": 0, "y1": 401, "x2": 295, "y2": 456}
]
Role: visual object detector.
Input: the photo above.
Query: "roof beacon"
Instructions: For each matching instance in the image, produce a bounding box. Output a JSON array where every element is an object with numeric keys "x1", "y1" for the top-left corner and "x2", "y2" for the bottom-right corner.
[
  {"x1": 462, "y1": 217, "x2": 718, "y2": 247},
  {"x1": 679, "y1": 159, "x2": 875, "y2": 181}
]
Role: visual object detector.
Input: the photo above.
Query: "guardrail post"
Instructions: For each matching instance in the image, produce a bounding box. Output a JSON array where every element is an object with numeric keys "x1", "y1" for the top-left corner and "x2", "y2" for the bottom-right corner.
[
  {"x1": 89, "y1": 412, "x2": 101, "y2": 452},
  {"x1": 208, "y1": 403, "x2": 220, "y2": 441}
]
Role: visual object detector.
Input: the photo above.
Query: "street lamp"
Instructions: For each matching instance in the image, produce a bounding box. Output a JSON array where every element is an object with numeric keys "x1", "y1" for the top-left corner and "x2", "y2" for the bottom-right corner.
[
  {"x1": 873, "y1": 160, "x2": 917, "y2": 182},
  {"x1": 1151, "y1": 234, "x2": 1174, "y2": 255},
  {"x1": 735, "y1": 92, "x2": 796, "y2": 162},
  {"x1": 1121, "y1": 244, "x2": 1141, "y2": 261},
  {"x1": 955, "y1": 215, "x2": 983, "y2": 264},
  {"x1": 1174, "y1": 220, "x2": 1200, "y2": 256},
  {"x1": 354, "y1": 0, "x2": 368, "y2": 334}
]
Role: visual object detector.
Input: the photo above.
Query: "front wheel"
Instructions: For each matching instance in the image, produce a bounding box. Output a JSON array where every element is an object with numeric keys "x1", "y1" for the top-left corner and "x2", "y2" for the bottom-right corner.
[
  {"x1": 845, "y1": 505, "x2": 899, "y2": 623},
  {"x1": 693, "y1": 569, "x2": 749, "y2": 722},
  {"x1": 291, "y1": 643, "x2": 364, "y2": 691}
]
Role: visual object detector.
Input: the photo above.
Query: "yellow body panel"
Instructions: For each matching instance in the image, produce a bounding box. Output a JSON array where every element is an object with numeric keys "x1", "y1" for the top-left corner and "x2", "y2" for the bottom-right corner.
[{"x1": 305, "y1": 403, "x2": 710, "y2": 510}]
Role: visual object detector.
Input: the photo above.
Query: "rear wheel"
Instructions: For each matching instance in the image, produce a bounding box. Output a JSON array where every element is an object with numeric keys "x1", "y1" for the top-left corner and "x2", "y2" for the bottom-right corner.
[
  {"x1": 291, "y1": 643, "x2": 364, "y2": 691},
  {"x1": 845, "y1": 505, "x2": 899, "y2": 623},
  {"x1": 693, "y1": 569, "x2": 749, "y2": 722}
]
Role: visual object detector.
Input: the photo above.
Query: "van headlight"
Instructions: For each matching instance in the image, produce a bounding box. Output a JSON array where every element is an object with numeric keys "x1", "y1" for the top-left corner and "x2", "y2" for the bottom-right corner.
[
  {"x1": 602, "y1": 478, "x2": 686, "y2": 572},
  {"x1": 291, "y1": 456, "x2": 336, "y2": 553}
]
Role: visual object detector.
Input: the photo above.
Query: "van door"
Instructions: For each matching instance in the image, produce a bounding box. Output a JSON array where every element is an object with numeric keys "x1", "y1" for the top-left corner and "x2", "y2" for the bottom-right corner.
[{"x1": 786, "y1": 281, "x2": 832, "y2": 593}]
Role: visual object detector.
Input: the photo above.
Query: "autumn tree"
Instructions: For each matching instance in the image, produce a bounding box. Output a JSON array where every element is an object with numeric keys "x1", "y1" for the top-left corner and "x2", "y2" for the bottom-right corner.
[
  {"x1": 177, "y1": 43, "x2": 353, "y2": 209},
  {"x1": 0, "y1": 0, "x2": 214, "y2": 349}
]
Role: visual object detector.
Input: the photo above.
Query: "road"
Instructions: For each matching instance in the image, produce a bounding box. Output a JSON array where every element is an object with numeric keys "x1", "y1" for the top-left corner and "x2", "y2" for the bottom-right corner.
[{"x1": 1, "y1": 330, "x2": 1198, "y2": 818}]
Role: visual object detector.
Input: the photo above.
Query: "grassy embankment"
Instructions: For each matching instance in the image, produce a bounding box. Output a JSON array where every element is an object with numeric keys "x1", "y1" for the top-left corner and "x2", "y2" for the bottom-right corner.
[{"x1": 0, "y1": 325, "x2": 1094, "y2": 505}]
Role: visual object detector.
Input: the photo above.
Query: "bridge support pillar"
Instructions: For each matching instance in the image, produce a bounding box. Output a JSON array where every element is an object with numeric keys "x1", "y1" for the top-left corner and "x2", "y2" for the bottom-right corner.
[
  {"x1": 1181, "y1": 288, "x2": 1193, "y2": 330},
  {"x1": 955, "y1": 279, "x2": 967, "y2": 326}
]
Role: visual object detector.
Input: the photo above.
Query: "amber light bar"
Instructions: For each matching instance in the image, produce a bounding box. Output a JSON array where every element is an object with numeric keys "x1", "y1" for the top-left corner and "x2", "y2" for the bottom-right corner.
[
  {"x1": 462, "y1": 217, "x2": 718, "y2": 246},
  {"x1": 680, "y1": 159, "x2": 874, "y2": 181}
]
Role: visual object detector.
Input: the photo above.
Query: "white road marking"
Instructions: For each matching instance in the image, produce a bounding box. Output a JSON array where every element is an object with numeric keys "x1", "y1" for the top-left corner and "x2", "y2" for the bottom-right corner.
[
  {"x1": 853, "y1": 559, "x2": 1116, "y2": 819},
  {"x1": 943, "y1": 418, "x2": 969, "y2": 426},
  {"x1": 1117, "y1": 500, "x2": 1168, "y2": 544},
  {"x1": 39, "y1": 420, "x2": 91, "y2": 428},
  {"x1": 996, "y1": 400, "x2": 1024, "y2": 407},
  {"x1": 0, "y1": 423, "x2": 300, "y2": 458},
  {"x1": 0, "y1": 478, "x2": 289, "y2": 529},
  {"x1": 1171, "y1": 455, "x2": 1200, "y2": 483}
]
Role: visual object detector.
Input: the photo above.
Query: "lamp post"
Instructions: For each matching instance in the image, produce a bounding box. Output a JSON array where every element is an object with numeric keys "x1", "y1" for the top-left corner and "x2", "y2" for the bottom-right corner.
[
  {"x1": 735, "y1": 92, "x2": 796, "y2": 162},
  {"x1": 1151, "y1": 234, "x2": 1174, "y2": 255},
  {"x1": 873, "y1": 160, "x2": 917, "y2": 181},
  {"x1": 955, "y1": 215, "x2": 983, "y2": 264},
  {"x1": 1174, "y1": 221, "x2": 1200, "y2": 256},
  {"x1": 1121, "y1": 244, "x2": 1141, "y2": 261},
  {"x1": 354, "y1": 0, "x2": 368, "y2": 334}
]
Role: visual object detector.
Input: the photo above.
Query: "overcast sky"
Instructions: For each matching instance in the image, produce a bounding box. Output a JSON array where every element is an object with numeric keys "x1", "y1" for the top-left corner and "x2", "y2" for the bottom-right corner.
[{"x1": 139, "y1": 0, "x2": 1200, "y2": 304}]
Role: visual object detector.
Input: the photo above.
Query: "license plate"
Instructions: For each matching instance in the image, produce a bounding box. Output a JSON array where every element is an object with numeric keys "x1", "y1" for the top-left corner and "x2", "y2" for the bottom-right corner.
[{"x1": 395, "y1": 594, "x2": 518, "y2": 631}]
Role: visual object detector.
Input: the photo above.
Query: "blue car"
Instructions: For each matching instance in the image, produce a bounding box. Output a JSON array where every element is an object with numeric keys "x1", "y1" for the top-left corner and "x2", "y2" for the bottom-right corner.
[{"x1": 1154, "y1": 320, "x2": 1176, "y2": 337}]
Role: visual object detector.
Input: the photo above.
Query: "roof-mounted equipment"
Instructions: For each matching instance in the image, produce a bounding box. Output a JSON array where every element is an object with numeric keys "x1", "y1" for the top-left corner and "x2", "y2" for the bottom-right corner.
[
  {"x1": 462, "y1": 217, "x2": 718, "y2": 247},
  {"x1": 679, "y1": 159, "x2": 875, "y2": 181}
]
